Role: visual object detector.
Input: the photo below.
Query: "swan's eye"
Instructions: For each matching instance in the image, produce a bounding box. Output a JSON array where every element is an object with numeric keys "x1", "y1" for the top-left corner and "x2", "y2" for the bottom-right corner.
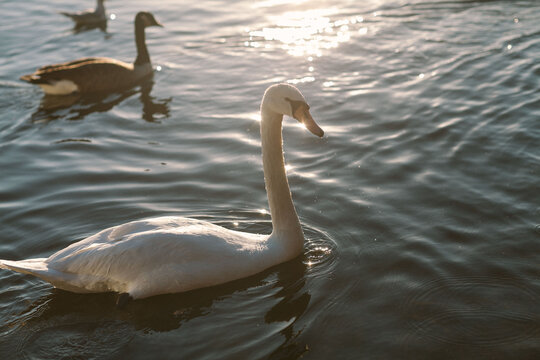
[{"x1": 285, "y1": 98, "x2": 309, "y2": 120}]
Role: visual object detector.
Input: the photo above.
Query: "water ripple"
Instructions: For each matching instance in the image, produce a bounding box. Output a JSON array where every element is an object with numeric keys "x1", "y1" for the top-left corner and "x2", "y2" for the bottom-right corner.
[{"x1": 402, "y1": 276, "x2": 540, "y2": 346}]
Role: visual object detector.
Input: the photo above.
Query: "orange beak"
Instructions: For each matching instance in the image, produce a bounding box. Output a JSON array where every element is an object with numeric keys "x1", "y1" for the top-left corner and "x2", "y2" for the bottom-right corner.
[{"x1": 293, "y1": 105, "x2": 324, "y2": 137}]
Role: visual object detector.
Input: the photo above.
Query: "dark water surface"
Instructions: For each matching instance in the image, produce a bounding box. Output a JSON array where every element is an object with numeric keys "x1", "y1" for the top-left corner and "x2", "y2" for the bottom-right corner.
[{"x1": 1, "y1": 0, "x2": 539, "y2": 358}]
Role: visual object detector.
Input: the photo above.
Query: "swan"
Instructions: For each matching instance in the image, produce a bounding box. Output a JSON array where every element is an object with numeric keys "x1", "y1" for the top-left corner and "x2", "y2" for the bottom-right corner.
[
  {"x1": 20, "y1": 12, "x2": 162, "y2": 95},
  {"x1": 60, "y1": 0, "x2": 107, "y2": 27},
  {"x1": 0, "y1": 84, "x2": 325, "y2": 305}
]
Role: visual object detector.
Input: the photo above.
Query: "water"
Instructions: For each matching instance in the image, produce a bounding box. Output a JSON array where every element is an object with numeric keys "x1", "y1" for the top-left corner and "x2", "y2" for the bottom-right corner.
[{"x1": 1, "y1": 0, "x2": 539, "y2": 358}]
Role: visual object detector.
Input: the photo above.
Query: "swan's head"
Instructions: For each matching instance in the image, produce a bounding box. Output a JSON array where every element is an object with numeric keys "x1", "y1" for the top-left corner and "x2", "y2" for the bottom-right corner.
[
  {"x1": 135, "y1": 12, "x2": 163, "y2": 28},
  {"x1": 262, "y1": 83, "x2": 324, "y2": 137}
]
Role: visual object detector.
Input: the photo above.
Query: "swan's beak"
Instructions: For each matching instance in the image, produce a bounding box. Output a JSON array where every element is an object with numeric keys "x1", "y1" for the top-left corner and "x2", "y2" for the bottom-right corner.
[{"x1": 294, "y1": 105, "x2": 324, "y2": 138}]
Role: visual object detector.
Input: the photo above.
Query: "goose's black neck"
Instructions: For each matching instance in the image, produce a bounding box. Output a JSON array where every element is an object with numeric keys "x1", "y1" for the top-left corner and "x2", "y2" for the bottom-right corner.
[
  {"x1": 96, "y1": 0, "x2": 105, "y2": 12},
  {"x1": 134, "y1": 19, "x2": 150, "y2": 66}
]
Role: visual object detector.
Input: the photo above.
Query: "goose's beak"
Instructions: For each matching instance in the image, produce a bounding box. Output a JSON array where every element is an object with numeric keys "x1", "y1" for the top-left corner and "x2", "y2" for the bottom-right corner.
[{"x1": 294, "y1": 106, "x2": 324, "y2": 138}]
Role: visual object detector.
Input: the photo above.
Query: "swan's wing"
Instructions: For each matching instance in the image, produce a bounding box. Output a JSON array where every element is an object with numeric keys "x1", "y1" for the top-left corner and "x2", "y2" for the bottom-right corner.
[
  {"x1": 43, "y1": 216, "x2": 268, "y2": 297},
  {"x1": 0, "y1": 217, "x2": 198, "y2": 293}
]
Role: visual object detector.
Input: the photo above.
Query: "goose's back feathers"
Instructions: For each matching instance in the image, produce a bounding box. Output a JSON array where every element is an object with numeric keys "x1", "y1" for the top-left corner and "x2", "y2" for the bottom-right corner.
[
  {"x1": 20, "y1": 57, "x2": 152, "y2": 95},
  {"x1": 0, "y1": 217, "x2": 275, "y2": 299},
  {"x1": 60, "y1": 10, "x2": 106, "y2": 24}
]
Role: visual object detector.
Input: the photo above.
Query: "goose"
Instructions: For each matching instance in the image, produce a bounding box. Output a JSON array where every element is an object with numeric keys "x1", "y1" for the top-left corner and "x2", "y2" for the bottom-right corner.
[
  {"x1": 0, "y1": 84, "x2": 325, "y2": 306},
  {"x1": 60, "y1": 0, "x2": 107, "y2": 27},
  {"x1": 20, "y1": 12, "x2": 162, "y2": 96}
]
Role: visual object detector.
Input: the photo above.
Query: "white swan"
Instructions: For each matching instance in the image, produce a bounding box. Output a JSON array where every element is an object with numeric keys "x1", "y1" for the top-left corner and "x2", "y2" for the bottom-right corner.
[{"x1": 0, "y1": 84, "x2": 324, "y2": 304}]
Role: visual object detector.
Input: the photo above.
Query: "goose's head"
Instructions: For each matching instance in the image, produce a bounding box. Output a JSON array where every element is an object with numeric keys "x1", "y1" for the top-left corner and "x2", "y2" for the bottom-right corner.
[
  {"x1": 262, "y1": 83, "x2": 324, "y2": 137},
  {"x1": 135, "y1": 12, "x2": 163, "y2": 28}
]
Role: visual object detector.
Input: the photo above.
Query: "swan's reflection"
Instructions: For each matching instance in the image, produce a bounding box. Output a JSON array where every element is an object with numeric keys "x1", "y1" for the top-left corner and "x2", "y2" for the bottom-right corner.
[
  {"x1": 266, "y1": 259, "x2": 311, "y2": 359},
  {"x1": 4, "y1": 258, "x2": 310, "y2": 358},
  {"x1": 31, "y1": 78, "x2": 171, "y2": 123}
]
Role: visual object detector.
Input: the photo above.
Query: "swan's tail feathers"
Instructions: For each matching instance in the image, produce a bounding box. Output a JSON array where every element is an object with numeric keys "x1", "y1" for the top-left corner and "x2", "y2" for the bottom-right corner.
[
  {"x1": 0, "y1": 259, "x2": 94, "y2": 293},
  {"x1": 0, "y1": 258, "x2": 49, "y2": 275},
  {"x1": 0, "y1": 258, "x2": 72, "y2": 286}
]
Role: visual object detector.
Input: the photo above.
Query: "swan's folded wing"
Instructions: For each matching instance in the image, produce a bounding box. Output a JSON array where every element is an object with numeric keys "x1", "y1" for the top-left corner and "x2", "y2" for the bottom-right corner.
[{"x1": 42, "y1": 217, "x2": 268, "y2": 297}]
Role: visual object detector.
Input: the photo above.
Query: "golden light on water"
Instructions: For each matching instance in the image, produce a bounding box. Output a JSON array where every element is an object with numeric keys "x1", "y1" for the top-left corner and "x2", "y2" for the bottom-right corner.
[
  {"x1": 247, "y1": 112, "x2": 261, "y2": 122},
  {"x1": 287, "y1": 76, "x2": 315, "y2": 85},
  {"x1": 254, "y1": 0, "x2": 310, "y2": 8},
  {"x1": 246, "y1": 8, "x2": 365, "y2": 58}
]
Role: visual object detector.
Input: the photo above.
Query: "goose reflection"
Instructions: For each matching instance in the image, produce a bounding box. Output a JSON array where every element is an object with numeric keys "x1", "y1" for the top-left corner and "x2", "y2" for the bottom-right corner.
[
  {"x1": 4, "y1": 258, "x2": 310, "y2": 357},
  {"x1": 139, "y1": 78, "x2": 171, "y2": 122},
  {"x1": 31, "y1": 78, "x2": 171, "y2": 123}
]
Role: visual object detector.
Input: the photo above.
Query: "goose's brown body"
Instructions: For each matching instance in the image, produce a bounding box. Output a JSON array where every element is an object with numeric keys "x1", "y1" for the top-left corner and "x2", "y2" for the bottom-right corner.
[
  {"x1": 21, "y1": 12, "x2": 161, "y2": 95},
  {"x1": 21, "y1": 58, "x2": 151, "y2": 94},
  {"x1": 60, "y1": 0, "x2": 107, "y2": 26}
]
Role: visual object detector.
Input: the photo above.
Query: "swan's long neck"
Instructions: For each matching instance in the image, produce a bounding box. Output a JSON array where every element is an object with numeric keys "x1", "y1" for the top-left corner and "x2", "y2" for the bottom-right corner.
[
  {"x1": 261, "y1": 108, "x2": 304, "y2": 254},
  {"x1": 134, "y1": 21, "x2": 150, "y2": 66}
]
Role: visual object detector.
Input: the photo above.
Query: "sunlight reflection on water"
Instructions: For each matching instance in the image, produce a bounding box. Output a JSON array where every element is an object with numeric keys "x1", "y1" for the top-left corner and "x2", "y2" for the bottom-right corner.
[
  {"x1": 254, "y1": 0, "x2": 310, "y2": 8},
  {"x1": 246, "y1": 8, "x2": 365, "y2": 58}
]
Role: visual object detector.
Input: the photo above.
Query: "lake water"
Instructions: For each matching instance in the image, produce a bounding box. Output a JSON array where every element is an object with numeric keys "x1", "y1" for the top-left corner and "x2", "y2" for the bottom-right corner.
[{"x1": 1, "y1": 0, "x2": 539, "y2": 358}]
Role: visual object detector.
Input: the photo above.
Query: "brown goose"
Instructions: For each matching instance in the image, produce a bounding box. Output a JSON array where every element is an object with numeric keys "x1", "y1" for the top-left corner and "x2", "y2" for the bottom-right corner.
[
  {"x1": 60, "y1": 0, "x2": 107, "y2": 27},
  {"x1": 20, "y1": 12, "x2": 162, "y2": 95}
]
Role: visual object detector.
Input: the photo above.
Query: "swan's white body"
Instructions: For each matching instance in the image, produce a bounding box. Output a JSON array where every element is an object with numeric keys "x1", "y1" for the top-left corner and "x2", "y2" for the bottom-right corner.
[
  {"x1": 0, "y1": 84, "x2": 324, "y2": 300},
  {"x1": 1, "y1": 217, "x2": 279, "y2": 299}
]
